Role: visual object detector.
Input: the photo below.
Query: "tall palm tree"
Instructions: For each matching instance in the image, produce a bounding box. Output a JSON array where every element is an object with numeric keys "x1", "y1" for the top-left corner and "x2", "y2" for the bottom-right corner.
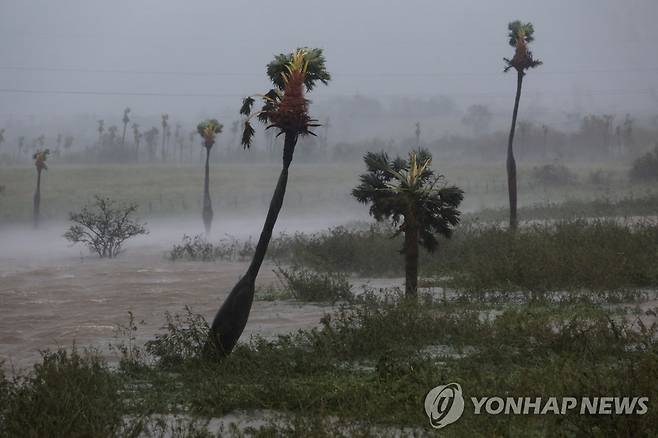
[
  {"x1": 0, "y1": 129, "x2": 5, "y2": 154},
  {"x1": 32, "y1": 149, "x2": 50, "y2": 228},
  {"x1": 197, "y1": 119, "x2": 223, "y2": 235},
  {"x1": 504, "y1": 20, "x2": 542, "y2": 230},
  {"x1": 353, "y1": 150, "x2": 463, "y2": 297},
  {"x1": 207, "y1": 47, "x2": 330, "y2": 356},
  {"x1": 121, "y1": 107, "x2": 131, "y2": 148}
]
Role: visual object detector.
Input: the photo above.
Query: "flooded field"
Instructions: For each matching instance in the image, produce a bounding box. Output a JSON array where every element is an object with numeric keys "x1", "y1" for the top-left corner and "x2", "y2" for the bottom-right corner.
[{"x1": 0, "y1": 216, "x2": 364, "y2": 370}]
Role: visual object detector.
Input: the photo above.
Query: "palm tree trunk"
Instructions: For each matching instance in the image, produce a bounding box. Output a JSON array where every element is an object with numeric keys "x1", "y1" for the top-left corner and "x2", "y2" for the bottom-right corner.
[
  {"x1": 33, "y1": 169, "x2": 41, "y2": 228},
  {"x1": 121, "y1": 123, "x2": 127, "y2": 148},
  {"x1": 404, "y1": 210, "x2": 419, "y2": 297},
  {"x1": 206, "y1": 132, "x2": 297, "y2": 357},
  {"x1": 507, "y1": 70, "x2": 524, "y2": 231},
  {"x1": 202, "y1": 147, "x2": 213, "y2": 235}
]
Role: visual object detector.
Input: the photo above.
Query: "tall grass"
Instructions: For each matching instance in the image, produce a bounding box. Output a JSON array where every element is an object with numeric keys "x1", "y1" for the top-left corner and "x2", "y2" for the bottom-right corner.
[{"x1": 270, "y1": 220, "x2": 658, "y2": 293}]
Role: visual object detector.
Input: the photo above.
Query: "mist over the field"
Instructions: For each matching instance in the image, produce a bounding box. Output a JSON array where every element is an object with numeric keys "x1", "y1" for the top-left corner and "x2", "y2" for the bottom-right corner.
[{"x1": 1, "y1": 0, "x2": 657, "y2": 146}]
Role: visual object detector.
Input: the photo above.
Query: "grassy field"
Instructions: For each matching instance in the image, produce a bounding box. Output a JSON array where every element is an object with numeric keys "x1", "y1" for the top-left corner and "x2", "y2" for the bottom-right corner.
[{"x1": 0, "y1": 161, "x2": 655, "y2": 223}]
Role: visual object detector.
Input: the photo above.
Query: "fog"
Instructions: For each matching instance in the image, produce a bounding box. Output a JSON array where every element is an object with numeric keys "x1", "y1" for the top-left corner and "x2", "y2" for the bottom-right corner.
[{"x1": 1, "y1": 0, "x2": 657, "y2": 141}]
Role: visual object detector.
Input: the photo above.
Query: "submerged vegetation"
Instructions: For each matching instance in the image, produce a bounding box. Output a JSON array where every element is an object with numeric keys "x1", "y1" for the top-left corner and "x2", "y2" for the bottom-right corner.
[{"x1": 1, "y1": 288, "x2": 656, "y2": 436}]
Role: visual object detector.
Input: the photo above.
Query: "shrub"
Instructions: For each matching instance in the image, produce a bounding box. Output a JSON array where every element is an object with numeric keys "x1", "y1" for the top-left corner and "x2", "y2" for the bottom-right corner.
[
  {"x1": 0, "y1": 348, "x2": 127, "y2": 438},
  {"x1": 530, "y1": 163, "x2": 577, "y2": 186},
  {"x1": 64, "y1": 196, "x2": 148, "y2": 258},
  {"x1": 145, "y1": 306, "x2": 210, "y2": 368},
  {"x1": 270, "y1": 224, "x2": 404, "y2": 276},
  {"x1": 630, "y1": 145, "x2": 658, "y2": 181},
  {"x1": 168, "y1": 234, "x2": 255, "y2": 262},
  {"x1": 274, "y1": 266, "x2": 353, "y2": 302}
]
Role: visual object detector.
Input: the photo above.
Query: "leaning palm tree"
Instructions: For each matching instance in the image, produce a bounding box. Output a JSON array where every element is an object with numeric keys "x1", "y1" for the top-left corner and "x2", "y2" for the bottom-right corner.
[
  {"x1": 206, "y1": 47, "x2": 330, "y2": 356},
  {"x1": 353, "y1": 150, "x2": 463, "y2": 297},
  {"x1": 32, "y1": 149, "x2": 50, "y2": 228},
  {"x1": 197, "y1": 119, "x2": 223, "y2": 235},
  {"x1": 504, "y1": 20, "x2": 542, "y2": 230}
]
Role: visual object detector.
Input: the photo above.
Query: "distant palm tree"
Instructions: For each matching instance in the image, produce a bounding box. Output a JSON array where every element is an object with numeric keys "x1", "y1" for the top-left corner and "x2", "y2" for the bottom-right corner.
[
  {"x1": 144, "y1": 127, "x2": 159, "y2": 162},
  {"x1": 63, "y1": 135, "x2": 74, "y2": 154},
  {"x1": 207, "y1": 47, "x2": 330, "y2": 356},
  {"x1": 107, "y1": 126, "x2": 119, "y2": 147},
  {"x1": 175, "y1": 123, "x2": 183, "y2": 163},
  {"x1": 188, "y1": 131, "x2": 196, "y2": 161},
  {"x1": 504, "y1": 20, "x2": 542, "y2": 230},
  {"x1": 17, "y1": 136, "x2": 25, "y2": 159},
  {"x1": 97, "y1": 120, "x2": 105, "y2": 146},
  {"x1": 353, "y1": 149, "x2": 463, "y2": 297},
  {"x1": 121, "y1": 107, "x2": 131, "y2": 148},
  {"x1": 32, "y1": 149, "x2": 50, "y2": 228},
  {"x1": 0, "y1": 129, "x2": 5, "y2": 153},
  {"x1": 132, "y1": 123, "x2": 141, "y2": 161},
  {"x1": 160, "y1": 114, "x2": 169, "y2": 162},
  {"x1": 196, "y1": 119, "x2": 223, "y2": 235}
]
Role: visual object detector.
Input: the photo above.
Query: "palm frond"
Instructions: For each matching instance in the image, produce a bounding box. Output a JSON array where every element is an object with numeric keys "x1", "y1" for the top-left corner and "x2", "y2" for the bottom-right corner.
[
  {"x1": 240, "y1": 97, "x2": 255, "y2": 116},
  {"x1": 241, "y1": 120, "x2": 255, "y2": 149}
]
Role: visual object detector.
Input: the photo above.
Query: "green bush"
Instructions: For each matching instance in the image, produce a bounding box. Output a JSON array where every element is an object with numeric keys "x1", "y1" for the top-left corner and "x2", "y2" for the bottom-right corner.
[
  {"x1": 274, "y1": 266, "x2": 353, "y2": 303},
  {"x1": 0, "y1": 348, "x2": 128, "y2": 438},
  {"x1": 145, "y1": 307, "x2": 211, "y2": 368},
  {"x1": 168, "y1": 234, "x2": 254, "y2": 262}
]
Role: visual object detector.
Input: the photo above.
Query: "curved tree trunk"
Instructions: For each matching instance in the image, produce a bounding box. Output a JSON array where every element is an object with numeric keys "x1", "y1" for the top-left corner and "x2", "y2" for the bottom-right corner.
[
  {"x1": 404, "y1": 209, "x2": 419, "y2": 297},
  {"x1": 506, "y1": 70, "x2": 524, "y2": 231},
  {"x1": 206, "y1": 132, "x2": 297, "y2": 357},
  {"x1": 33, "y1": 169, "x2": 41, "y2": 228},
  {"x1": 202, "y1": 147, "x2": 213, "y2": 235}
]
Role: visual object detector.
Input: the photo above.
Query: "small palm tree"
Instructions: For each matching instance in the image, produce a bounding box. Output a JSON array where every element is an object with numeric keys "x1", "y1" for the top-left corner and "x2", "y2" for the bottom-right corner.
[
  {"x1": 207, "y1": 47, "x2": 330, "y2": 357},
  {"x1": 196, "y1": 119, "x2": 223, "y2": 235},
  {"x1": 32, "y1": 149, "x2": 50, "y2": 228},
  {"x1": 353, "y1": 149, "x2": 463, "y2": 297},
  {"x1": 504, "y1": 20, "x2": 542, "y2": 230}
]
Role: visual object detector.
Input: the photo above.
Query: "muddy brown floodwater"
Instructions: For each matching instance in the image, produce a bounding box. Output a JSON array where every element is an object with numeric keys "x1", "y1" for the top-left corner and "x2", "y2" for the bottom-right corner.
[{"x1": 0, "y1": 218, "x2": 351, "y2": 371}]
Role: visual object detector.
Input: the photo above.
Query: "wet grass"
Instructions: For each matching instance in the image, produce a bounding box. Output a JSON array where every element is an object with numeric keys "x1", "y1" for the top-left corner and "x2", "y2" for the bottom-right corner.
[
  {"x1": 470, "y1": 193, "x2": 658, "y2": 223},
  {"x1": 1, "y1": 289, "x2": 657, "y2": 437},
  {"x1": 270, "y1": 220, "x2": 658, "y2": 293}
]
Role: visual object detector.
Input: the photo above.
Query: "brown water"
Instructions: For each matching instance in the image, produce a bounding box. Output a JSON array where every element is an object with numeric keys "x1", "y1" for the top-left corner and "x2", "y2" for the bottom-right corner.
[{"x1": 0, "y1": 218, "x2": 343, "y2": 371}]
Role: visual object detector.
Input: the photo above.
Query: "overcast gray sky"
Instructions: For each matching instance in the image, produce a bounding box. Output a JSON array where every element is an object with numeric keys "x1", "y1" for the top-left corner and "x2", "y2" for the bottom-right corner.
[{"x1": 1, "y1": 0, "x2": 657, "y2": 120}]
